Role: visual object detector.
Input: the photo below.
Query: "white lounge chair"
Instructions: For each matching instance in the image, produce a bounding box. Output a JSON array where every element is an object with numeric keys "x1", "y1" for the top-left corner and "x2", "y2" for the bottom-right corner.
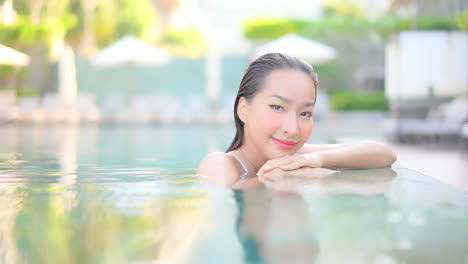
[
  {"x1": 71, "y1": 94, "x2": 100, "y2": 123},
  {"x1": 382, "y1": 97, "x2": 468, "y2": 142},
  {"x1": 0, "y1": 91, "x2": 18, "y2": 123},
  {"x1": 41, "y1": 93, "x2": 67, "y2": 123},
  {"x1": 150, "y1": 93, "x2": 181, "y2": 124},
  {"x1": 99, "y1": 94, "x2": 125, "y2": 123},
  {"x1": 185, "y1": 95, "x2": 211, "y2": 124},
  {"x1": 126, "y1": 96, "x2": 152, "y2": 124},
  {"x1": 17, "y1": 96, "x2": 43, "y2": 123}
]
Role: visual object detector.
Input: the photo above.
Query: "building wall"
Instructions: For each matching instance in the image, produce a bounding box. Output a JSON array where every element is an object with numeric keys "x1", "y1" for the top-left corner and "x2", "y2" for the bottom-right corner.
[{"x1": 385, "y1": 31, "x2": 468, "y2": 100}]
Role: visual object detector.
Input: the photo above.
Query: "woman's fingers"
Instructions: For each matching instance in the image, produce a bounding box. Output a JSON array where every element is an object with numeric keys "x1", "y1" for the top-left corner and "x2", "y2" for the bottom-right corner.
[
  {"x1": 278, "y1": 154, "x2": 313, "y2": 171},
  {"x1": 261, "y1": 168, "x2": 285, "y2": 182},
  {"x1": 258, "y1": 156, "x2": 294, "y2": 176},
  {"x1": 279, "y1": 161, "x2": 302, "y2": 170},
  {"x1": 279, "y1": 156, "x2": 307, "y2": 170},
  {"x1": 258, "y1": 174, "x2": 273, "y2": 183}
]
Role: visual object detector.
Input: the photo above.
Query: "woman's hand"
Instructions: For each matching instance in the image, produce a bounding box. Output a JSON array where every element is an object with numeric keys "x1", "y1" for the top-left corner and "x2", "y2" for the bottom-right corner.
[
  {"x1": 257, "y1": 152, "x2": 323, "y2": 177},
  {"x1": 258, "y1": 167, "x2": 337, "y2": 183}
]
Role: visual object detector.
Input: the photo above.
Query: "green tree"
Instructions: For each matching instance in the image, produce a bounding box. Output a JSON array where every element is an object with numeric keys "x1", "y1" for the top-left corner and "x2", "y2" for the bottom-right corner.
[{"x1": 0, "y1": 0, "x2": 77, "y2": 94}]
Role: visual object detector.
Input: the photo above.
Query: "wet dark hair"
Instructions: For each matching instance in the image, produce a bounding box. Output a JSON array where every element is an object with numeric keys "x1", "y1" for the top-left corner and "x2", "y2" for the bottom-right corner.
[{"x1": 225, "y1": 53, "x2": 319, "y2": 152}]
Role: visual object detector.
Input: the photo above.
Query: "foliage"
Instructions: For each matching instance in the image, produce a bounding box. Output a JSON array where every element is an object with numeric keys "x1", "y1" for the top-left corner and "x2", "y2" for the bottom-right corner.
[
  {"x1": 313, "y1": 59, "x2": 347, "y2": 92},
  {"x1": 321, "y1": 0, "x2": 365, "y2": 18},
  {"x1": 329, "y1": 90, "x2": 389, "y2": 111},
  {"x1": 1, "y1": 0, "x2": 158, "y2": 52},
  {"x1": 67, "y1": 0, "x2": 158, "y2": 49},
  {"x1": 160, "y1": 26, "x2": 207, "y2": 57},
  {"x1": 375, "y1": 15, "x2": 459, "y2": 39},
  {"x1": 15, "y1": 86, "x2": 39, "y2": 97},
  {"x1": 416, "y1": 15, "x2": 459, "y2": 30},
  {"x1": 0, "y1": 14, "x2": 77, "y2": 49},
  {"x1": 456, "y1": 9, "x2": 468, "y2": 31},
  {"x1": 243, "y1": 15, "x2": 463, "y2": 42},
  {"x1": 243, "y1": 18, "x2": 309, "y2": 40},
  {"x1": 114, "y1": 0, "x2": 157, "y2": 43},
  {"x1": 0, "y1": 0, "x2": 160, "y2": 93}
]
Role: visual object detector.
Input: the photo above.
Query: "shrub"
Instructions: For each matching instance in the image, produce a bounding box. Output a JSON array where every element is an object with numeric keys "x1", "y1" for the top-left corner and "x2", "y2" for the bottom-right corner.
[
  {"x1": 456, "y1": 9, "x2": 468, "y2": 31},
  {"x1": 329, "y1": 90, "x2": 389, "y2": 111},
  {"x1": 243, "y1": 18, "x2": 309, "y2": 40},
  {"x1": 16, "y1": 87, "x2": 38, "y2": 97},
  {"x1": 242, "y1": 15, "x2": 463, "y2": 42}
]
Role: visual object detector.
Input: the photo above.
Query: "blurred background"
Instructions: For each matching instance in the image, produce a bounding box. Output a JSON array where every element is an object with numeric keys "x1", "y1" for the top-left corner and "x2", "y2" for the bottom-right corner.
[
  {"x1": 0, "y1": 0, "x2": 467, "y2": 189},
  {"x1": 1, "y1": 1, "x2": 468, "y2": 263}
]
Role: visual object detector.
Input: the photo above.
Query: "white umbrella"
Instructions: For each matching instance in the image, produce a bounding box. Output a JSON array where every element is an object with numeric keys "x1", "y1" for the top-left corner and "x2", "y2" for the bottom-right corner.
[
  {"x1": 92, "y1": 36, "x2": 171, "y2": 107},
  {"x1": 92, "y1": 36, "x2": 170, "y2": 67},
  {"x1": 0, "y1": 44, "x2": 30, "y2": 66},
  {"x1": 254, "y1": 34, "x2": 336, "y2": 64}
]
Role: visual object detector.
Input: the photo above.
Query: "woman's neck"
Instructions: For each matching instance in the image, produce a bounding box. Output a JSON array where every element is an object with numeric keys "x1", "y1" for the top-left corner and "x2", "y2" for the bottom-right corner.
[{"x1": 235, "y1": 142, "x2": 268, "y2": 173}]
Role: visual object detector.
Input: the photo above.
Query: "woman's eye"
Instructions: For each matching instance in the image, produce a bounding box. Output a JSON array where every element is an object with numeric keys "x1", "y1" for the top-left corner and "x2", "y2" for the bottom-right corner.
[
  {"x1": 301, "y1": 112, "x2": 312, "y2": 118},
  {"x1": 270, "y1": 105, "x2": 283, "y2": 111}
]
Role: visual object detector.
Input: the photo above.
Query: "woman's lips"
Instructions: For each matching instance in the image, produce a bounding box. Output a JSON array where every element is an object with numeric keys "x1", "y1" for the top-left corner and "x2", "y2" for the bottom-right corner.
[{"x1": 271, "y1": 137, "x2": 296, "y2": 150}]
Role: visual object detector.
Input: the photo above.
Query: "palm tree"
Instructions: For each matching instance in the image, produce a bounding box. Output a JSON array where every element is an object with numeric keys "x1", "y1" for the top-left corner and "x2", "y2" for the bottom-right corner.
[
  {"x1": 78, "y1": 0, "x2": 98, "y2": 56},
  {"x1": 148, "y1": 0, "x2": 179, "y2": 39}
]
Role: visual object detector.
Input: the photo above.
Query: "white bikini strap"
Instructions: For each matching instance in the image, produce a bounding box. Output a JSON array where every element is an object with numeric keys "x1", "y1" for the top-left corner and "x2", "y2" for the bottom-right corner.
[{"x1": 228, "y1": 152, "x2": 248, "y2": 179}]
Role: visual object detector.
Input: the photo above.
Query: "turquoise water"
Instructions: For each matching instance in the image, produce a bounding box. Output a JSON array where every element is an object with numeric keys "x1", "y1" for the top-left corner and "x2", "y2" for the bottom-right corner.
[{"x1": 0, "y1": 125, "x2": 467, "y2": 264}]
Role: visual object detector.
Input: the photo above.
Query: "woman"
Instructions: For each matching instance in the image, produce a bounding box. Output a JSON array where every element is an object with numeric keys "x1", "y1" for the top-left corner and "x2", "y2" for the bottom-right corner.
[{"x1": 198, "y1": 53, "x2": 396, "y2": 186}]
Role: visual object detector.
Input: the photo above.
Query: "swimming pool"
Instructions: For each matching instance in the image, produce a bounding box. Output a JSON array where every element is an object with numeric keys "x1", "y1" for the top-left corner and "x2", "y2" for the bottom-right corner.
[{"x1": 0, "y1": 125, "x2": 467, "y2": 264}]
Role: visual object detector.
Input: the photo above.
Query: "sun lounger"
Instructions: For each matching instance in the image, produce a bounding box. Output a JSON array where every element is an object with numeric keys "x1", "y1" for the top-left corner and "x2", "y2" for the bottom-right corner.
[
  {"x1": 41, "y1": 93, "x2": 67, "y2": 123},
  {"x1": 382, "y1": 97, "x2": 468, "y2": 142},
  {"x1": 17, "y1": 96, "x2": 44, "y2": 123},
  {"x1": 0, "y1": 91, "x2": 18, "y2": 123},
  {"x1": 72, "y1": 94, "x2": 100, "y2": 123},
  {"x1": 99, "y1": 94, "x2": 125, "y2": 123}
]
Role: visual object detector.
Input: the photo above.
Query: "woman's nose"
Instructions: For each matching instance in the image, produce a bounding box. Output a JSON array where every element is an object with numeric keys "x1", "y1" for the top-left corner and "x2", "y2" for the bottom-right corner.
[{"x1": 282, "y1": 113, "x2": 299, "y2": 135}]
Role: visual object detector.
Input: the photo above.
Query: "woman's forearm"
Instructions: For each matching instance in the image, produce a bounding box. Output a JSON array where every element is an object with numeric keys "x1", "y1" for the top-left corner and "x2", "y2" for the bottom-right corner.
[{"x1": 316, "y1": 141, "x2": 397, "y2": 168}]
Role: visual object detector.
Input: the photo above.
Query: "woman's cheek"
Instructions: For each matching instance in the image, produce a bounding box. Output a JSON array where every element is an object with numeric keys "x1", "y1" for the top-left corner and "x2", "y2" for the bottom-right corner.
[
  {"x1": 300, "y1": 120, "x2": 314, "y2": 142},
  {"x1": 257, "y1": 109, "x2": 282, "y2": 131}
]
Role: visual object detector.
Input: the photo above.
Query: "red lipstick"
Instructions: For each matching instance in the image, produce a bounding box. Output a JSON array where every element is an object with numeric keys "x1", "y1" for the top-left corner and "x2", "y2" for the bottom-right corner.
[{"x1": 272, "y1": 137, "x2": 296, "y2": 150}]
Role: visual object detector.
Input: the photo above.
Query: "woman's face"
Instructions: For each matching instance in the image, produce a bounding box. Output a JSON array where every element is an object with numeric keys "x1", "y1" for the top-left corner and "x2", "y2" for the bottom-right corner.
[{"x1": 238, "y1": 69, "x2": 316, "y2": 160}]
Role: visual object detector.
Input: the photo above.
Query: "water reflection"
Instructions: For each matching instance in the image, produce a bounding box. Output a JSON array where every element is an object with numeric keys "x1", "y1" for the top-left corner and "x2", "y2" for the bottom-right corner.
[
  {"x1": 201, "y1": 168, "x2": 397, "y2": 264},
  {"x1": 234, "y1": 190, "x2": 319, "y2": 264},
  {"x1": 197, "y1": 167, "x2": 468, "y2": 264}
]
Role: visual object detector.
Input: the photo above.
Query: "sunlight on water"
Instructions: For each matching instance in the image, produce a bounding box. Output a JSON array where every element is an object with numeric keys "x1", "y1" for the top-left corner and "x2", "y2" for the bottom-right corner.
[{"x1": 0, "y1": 125, "x2": 467, "y2": 264}]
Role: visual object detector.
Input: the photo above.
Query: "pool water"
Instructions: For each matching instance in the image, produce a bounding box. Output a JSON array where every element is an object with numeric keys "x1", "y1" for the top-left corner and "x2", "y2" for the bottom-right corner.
[{"x1": 0, "y1": 125, "x2": 467, "y2": 264}]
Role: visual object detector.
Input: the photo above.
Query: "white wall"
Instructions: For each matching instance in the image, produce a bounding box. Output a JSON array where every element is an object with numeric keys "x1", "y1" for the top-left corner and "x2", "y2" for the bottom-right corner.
[{"x1": 385, "y1": 31, "x2": 468, "y2": 100}]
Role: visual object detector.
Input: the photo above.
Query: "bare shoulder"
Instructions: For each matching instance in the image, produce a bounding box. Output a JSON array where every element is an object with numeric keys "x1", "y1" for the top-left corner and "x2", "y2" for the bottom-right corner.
[{"x1": 197, "y1": 152, "x2": 242, "y2": 187}]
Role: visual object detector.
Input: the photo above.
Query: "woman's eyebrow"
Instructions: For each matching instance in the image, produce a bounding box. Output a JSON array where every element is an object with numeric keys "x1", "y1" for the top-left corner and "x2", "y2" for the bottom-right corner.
[
  {"x1": 269, "y1": 94, "x2": 315, "y2": 106},
  {"x1": 269, "y1": 94, "x2": 292, "y2": 103}
]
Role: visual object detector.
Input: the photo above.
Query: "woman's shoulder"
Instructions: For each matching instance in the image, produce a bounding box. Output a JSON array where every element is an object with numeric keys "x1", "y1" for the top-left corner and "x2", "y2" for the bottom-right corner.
[{"x1": 197, "y1": 152, "x2": 242, "y2": 186}]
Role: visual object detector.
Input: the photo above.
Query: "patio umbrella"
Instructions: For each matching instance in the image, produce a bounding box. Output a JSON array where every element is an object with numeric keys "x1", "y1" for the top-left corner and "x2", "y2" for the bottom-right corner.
[
  {"x1": 92, "y1": 36, "x2": 170, "y2": 67},
  {"x1": 0, "y1": 44, "x2": 30, "y2": 66},
  {"x1": 92, "y1": 36, "x2": 171, "y2": 105},
  {"x1": 254, "y1": 34, "x2": 336, "y2": 64}
]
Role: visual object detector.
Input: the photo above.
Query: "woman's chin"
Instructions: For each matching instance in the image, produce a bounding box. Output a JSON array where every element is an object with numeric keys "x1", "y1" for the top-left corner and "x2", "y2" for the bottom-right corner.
[{"x1": 268, "y1": 147, "x2": 297, "y2": 159}]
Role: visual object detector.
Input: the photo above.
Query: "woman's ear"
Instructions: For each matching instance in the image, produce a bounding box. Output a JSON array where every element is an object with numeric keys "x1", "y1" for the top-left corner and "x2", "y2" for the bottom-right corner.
[{"x1": 237, "y1": 97, "x2": 249, "y2": 123}]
